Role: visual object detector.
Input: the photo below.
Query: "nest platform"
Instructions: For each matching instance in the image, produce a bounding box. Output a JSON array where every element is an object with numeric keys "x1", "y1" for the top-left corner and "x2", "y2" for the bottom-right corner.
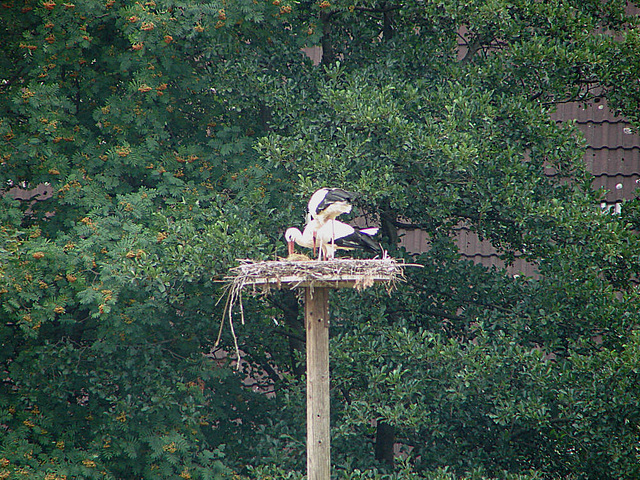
[{"x1": 227, "y1": 257, "x2": 405, "y2": 292}]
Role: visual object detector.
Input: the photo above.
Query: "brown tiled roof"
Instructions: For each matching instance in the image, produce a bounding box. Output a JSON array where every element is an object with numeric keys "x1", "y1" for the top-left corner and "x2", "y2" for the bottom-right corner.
[
  {"x1": 554, "y1": 101, "x2": 628, "y2": 123},
  {"x1": 587, "y1": 148, "x2": 640, "y2": 176},
  {"x1": 578, "y1": 122, "x2": 640, "y2": 150},
  {"x1": 556, "y1": 100, "x2": 640, "y2": 203},
  {"x1": 594, "y1": 174, "x2": 640, "y2": 202},
  {"x1": 398, "y1": 226, "x2": 535, "y2": 274}
]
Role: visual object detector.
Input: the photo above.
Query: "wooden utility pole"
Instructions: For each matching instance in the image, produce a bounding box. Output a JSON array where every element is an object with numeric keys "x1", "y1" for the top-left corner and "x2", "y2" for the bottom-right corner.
[
  {"x1": 305, "y1": 286, "x2": 331, "y2": 480},
  {"x1": 226, "y1": 258, "x2": 404, "y2": 480}
]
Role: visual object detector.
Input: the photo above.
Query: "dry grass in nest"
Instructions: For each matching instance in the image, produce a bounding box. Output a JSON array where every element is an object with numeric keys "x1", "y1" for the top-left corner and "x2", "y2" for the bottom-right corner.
[{"x1": 216, "y1": 256, "x2": 411, "y2": 366}]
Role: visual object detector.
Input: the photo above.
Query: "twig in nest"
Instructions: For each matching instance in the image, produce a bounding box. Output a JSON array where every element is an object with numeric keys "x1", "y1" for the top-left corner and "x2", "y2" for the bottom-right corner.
[{"x1": 214, "y1": 279, "x2": 245, "y2": 369}]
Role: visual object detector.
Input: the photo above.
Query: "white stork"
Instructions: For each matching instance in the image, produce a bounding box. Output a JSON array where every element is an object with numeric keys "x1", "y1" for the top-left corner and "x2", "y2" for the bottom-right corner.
[
  {"x1": 307, "y1": 188, "x2": 357, "y2": 253},
  {"x1": 307, "y1": 187, "x2": 357, "y2": 224}
]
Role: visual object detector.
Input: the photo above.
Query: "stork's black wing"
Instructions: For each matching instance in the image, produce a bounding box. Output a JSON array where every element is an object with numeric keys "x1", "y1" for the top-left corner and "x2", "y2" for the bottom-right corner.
[
  {"x1": 315, "y1": 188, "x2": 357, "y2": 213},
  {"x1": 333, "y1": 229, "x2": 380, "y2": 253}
]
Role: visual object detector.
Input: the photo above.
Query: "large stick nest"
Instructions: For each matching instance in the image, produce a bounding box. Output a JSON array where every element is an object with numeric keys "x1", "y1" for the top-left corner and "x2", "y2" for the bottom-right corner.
[{"x1": 228, "y1": 257, "x2": 406, "y2": 292}]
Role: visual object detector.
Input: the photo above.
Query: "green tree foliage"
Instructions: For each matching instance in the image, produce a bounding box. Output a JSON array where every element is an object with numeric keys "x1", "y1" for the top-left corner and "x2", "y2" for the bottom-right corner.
[{"x1": 1, "y1": 0, "x2": 640, "y2": 479}]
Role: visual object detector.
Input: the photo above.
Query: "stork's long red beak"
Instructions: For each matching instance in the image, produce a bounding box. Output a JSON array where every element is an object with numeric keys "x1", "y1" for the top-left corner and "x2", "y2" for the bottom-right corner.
[{"x1": 288, "y1": 240, "x2": 295, "y2": 255}]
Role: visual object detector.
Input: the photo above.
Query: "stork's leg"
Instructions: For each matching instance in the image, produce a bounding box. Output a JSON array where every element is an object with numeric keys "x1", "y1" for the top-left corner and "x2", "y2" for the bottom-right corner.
[
  {"x1": 332, "y1": 220, "x2": 335, "y2": 247},
  {"x1": 312, "y1": 232, "x2": 317, "y2": 256},
  {"x1": 331, "y1": 221, "x2": 336, "y2": 259}
]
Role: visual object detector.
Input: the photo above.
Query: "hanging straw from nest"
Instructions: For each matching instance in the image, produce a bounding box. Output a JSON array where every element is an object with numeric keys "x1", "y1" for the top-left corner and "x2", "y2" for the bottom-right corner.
[{"x1": 216, "y1": 257, "x2": 409, "y2": 367}]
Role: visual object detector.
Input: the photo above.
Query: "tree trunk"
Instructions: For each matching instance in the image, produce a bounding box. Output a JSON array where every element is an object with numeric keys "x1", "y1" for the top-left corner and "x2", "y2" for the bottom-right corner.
[
  {"x1": 320, "y1": 12, "x2": 336, "y2": 66},
  {"x1": 374, "y1": 420, "x2": 395, "y2": 467},
  {"x1": 380, "y1": 201, "x2": 399, "y2": 248},
  {"x1": 274, "y1": 290, "x2": 305, "y2": 378},
  {"x1": 382, "y1": 2, "x2": 394, "y2": 41}
]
